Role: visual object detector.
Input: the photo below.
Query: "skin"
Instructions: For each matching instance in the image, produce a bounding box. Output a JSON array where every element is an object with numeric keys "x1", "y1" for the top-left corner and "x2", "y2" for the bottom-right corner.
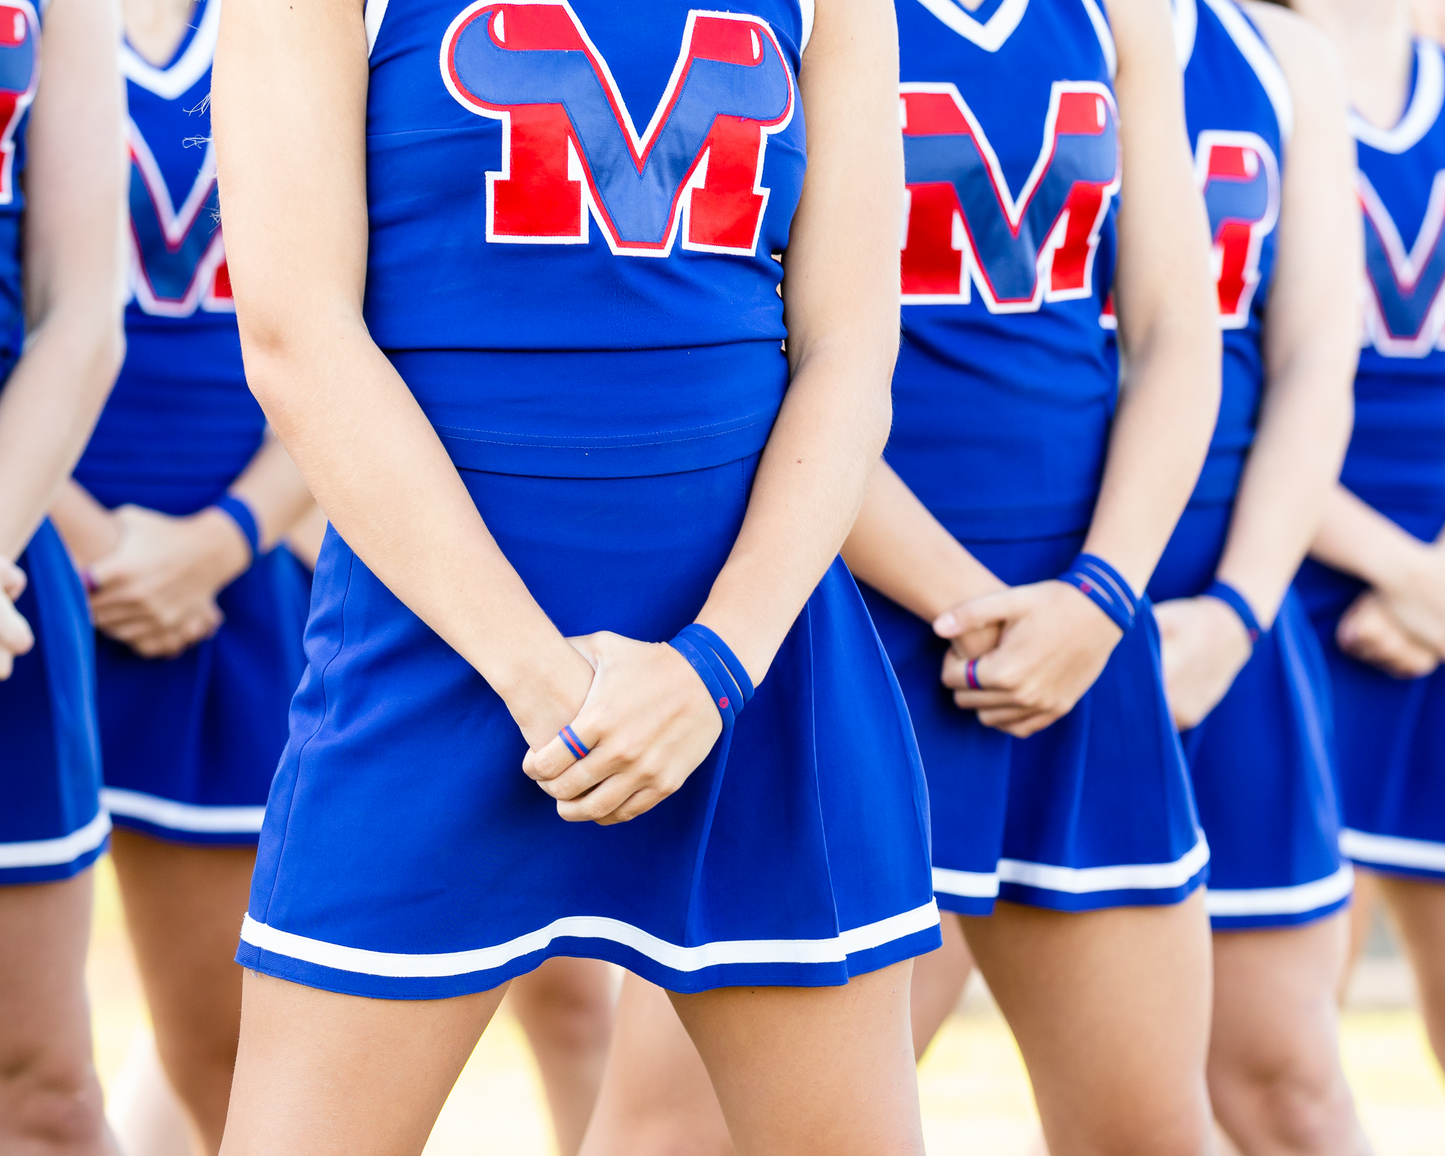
[
  {"x1": 585, "y1": 0, "x2": 1218, "y2": 1153},
  {"x1": 0, "y1": 0, "x2": 127, "y2": 1153},
  {"x1": 847, "y1": 0, "x2": 1221, "y2": 1152},
  {"x1": 1167, "y1": 8, "x2": 1372, "y2": 1155},
  {"x1": 212, "y1": 0, "x2": 923, "y2": 1152},
  {"x1": 1293, "y1": 0, "x2": 1445, "y2": 1080}
]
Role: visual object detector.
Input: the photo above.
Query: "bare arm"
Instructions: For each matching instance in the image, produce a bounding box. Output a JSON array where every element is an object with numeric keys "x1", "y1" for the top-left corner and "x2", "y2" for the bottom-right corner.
[
  {"x1": 1085, "y1": 0, "x2": 1220, "y2": 590},
  {"x1": 1217, "y1": 3, "x2": 1358, "y2": 626},
  {"x1": 214, "y1": 0, "x2": 592, "y2": 738},
  {"x1": 0, "y1": 0, "x2": 125, "y2": 561},
  {"x1": 693, "y1": 0, "x2": 903, "y2": 680}
]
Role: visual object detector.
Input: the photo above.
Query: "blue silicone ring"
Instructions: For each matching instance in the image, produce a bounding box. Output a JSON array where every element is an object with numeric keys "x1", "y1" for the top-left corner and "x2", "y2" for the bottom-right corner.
[
  {"x1": 213, "y1": 493, "x2": 260, "y2": 562},
  {"x1": 1058, "y1": 553, "x2": 1137, "y2": 634},
  {"x1": 1205, "y1": 579, "x2": 1263, "y2": 647}
]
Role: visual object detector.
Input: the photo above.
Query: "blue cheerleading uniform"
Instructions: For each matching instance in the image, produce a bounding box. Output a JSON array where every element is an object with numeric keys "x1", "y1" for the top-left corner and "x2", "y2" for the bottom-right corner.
[
  {"x1": 71, "y1": 0, "x2": 309, "y2": 845},
  {"x1": 0, "y1": 1, "x2": 110, "y2": 885},
  {"x1": 1297, "y1": 38, "x2": 1445, "y2": 882},
  {"x1": 236, "y1": 0, "x2": 939, "y2": 998},
  {"x1": 1145, "y1": 0, "x2": 1350, "y2": 930},
  {"x1": 865, "y1": 0, "x2": 1207, "y2": 916}
]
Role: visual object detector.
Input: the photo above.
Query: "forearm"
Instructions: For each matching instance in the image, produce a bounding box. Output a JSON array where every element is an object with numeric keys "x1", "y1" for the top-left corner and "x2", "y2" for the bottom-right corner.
[
  {"x1": 227, "y1": 432, "x2": 318, "y2": 552},
  {"x1": 696, "y1": 348, "x2": 891, "y2": 681},
  {"x1": 1085, "y1": 320, "x2": 1219, "y2": 592},
  {"x1": 1310, "y1": 484, "x2": 1432, "y2": 590},
  {"x1": 50, "y1": 479, "x2": 122, "y2": 569},
  {"x1": 842, "y1": 459, "x2": 1002, "y2": 622},
  {"x1": 0, "y1": 305, "x2": 123, "y2": 559},
  {"x1": 1215, "y1": 360, "x2": 1354, "y2": 625},
  {"x1": 247, "y1": 327, "x2": 589, "y2": 711}
]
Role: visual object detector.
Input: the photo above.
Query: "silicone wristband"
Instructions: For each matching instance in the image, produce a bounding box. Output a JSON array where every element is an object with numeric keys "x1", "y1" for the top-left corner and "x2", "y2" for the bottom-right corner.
[
  {"x1": 213, "y1": 494, "x2": 260, "y2": 562},
  {"x1": 1204, "y1": 579, "x2": 1262, "y2": 647},
  {"x1": 675, "y1": 623, "x2": 755, "y2": 707},
  {"x1": 669, "y1": 635, "x2": 738, "y2": 728},
  {"x1": 1058, "y1": 553, "x2": 1137, "y2": 634}
]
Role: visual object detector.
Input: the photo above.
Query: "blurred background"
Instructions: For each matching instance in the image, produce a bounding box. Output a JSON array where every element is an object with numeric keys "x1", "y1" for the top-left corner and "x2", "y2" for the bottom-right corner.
[{"x1": 86, "y1": 858, "x2": 1444, "y2": 1156}]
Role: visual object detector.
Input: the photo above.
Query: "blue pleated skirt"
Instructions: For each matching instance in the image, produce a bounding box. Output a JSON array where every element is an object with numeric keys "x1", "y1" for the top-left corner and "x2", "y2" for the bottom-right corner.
[
  {"x1": 866, "y1": 530, "x2": 1206, "y2": 916},
  {"x1": 1297, "y1": 505, "x2": 1445, "y2": 882},
  {"x1": 237, "y1": 456, "x2": 940, "y2": 998},
  {"x1": 0, "y1": 520, "x2": 108, "y2": 884},
  {"x1": 1153, "y1": 505, "x2": 1350, "y2": 930},
  {"x1": 97, "y1": 548, "x2": 310, "y2": 844}
]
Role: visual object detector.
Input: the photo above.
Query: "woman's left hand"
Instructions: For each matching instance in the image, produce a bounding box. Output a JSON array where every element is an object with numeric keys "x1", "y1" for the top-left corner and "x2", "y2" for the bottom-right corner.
[
  {"x1": 936, "y1": 581, "x2": 1124, "y2": 738},
  {"x1": 87, "y1": 505, "x2": 252, "y2": 658},
  {"x1": 1154, "y1": 596, "x2": 1254, "y2": 731},
  {"x1": 522, "y1": 632, "x2": 725, "y2": 825}
]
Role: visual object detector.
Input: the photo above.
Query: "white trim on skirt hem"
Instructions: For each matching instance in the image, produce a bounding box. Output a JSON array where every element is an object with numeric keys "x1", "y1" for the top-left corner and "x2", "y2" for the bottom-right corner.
[
  {"x1": 239, "y1": 901, "x2": 942, "y2": 980},
  {"x1": 932, "y1": 833, "x2": 1210, "y2": 899},
  {"x1": 0, "y1": 810, "x2": 111, "y2": 869},
  {"x1": 102, "y1": 788, "x2": 266, "y2": 834},
  {"x1": 1204, "y1": 862, "x2": 1354, "y2": 917},
  {"x1": 1341, "y1": 828, "x2": 1445, "y2": 874}
]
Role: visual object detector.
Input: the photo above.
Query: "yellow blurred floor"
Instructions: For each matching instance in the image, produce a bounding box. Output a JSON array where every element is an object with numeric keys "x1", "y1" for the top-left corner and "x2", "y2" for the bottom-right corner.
[{"x1": 86, "y1": 859, "x2": 1445, "y2": 1155}]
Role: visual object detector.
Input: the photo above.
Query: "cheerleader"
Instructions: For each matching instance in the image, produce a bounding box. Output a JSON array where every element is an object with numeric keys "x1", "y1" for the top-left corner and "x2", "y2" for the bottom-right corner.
[
  {"x1": 0, "y1": 0, "x2": 128, "y2": 1150},
  {"x1": 1292, "y1": 0, "x2": 1445, "y2": 1076},
  {"x1": 211, "y1": 0, "x2": 939, "y2": 1153},
  {"x1": 1144, "y1": 1, "x2": 1369, "y2": 1149}
]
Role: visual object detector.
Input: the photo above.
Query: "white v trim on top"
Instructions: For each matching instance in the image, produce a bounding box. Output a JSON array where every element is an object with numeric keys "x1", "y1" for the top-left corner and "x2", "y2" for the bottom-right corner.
[
  {"x1": 913, "y1": 0, "x2": 1030, "y2": 53},
  {"x1": 1172, "y1": 0, "x2": 1198, "y2": 68},
  {"x1": 1351, "y1": 39, "x2": 1445, "y2": 155},
  {"x1": 120, "y1": 0, "x2": 220, "y2": 100}
]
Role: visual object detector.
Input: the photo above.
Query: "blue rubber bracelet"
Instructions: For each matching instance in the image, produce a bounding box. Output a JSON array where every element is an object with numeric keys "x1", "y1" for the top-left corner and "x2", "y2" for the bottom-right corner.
[
  {"x1": 1058, "y1": 553, "x2": 1137, "y2": 634},
  {"x1": 213, "y1": 494, "x2": 260, "y2": 562},
  {"x1": 669, "y1": 635, "x2": 738, "y2": 728},
  {"x1": 1204, "y1": 579, "x2": 1262, "y2": 647},
  {"x1": 675, "y1": 623, "x2": 755, "y2": 707}
]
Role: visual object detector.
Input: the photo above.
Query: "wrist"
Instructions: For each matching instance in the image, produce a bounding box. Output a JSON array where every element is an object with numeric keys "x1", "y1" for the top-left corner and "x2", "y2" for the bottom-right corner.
[
  {"x1": 1202, "y1": 579, "x2": 1262, "y2": 650},
  {"x1": 192, "y1": 506, "x2": 254, "y2": 585},
  {"x1": 494, "y1": 638, "x2": 593, "y2": 739}
]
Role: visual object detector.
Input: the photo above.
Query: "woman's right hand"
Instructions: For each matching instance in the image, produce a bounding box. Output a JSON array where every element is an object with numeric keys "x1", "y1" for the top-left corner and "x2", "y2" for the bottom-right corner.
[
  {"x1": 936, "y1": 580, "x2": 1124, "y2": 738},
  {"x1": 0, "y1": 559, "x2": 35, "y2": 679},
  {"x1": 522, "y1": 632, "x2": 724, "y2": 826},
  {"x1": 1337, "y1": 590, "x2": 1439, "y2": 679}
]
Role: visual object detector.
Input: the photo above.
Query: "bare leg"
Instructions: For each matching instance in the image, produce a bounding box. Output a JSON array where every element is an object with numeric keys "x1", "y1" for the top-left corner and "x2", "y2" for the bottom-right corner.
[
  {"x1": 107, "y1": 1030, "x2": 195, "y2": 1156},
  {"x1": 670, "y1": 961, "x2": 925, "y2": 1156},
  {"x1": 908, "y1": 910, "x2": 974, "y2": 1061},
  {"x1": 1339, "y1": 871, "x2": 1378, "y2": 1005},
  {"x1": 963, "y1": 893, "x2": 1215, "y2": 1156},
  {"x1": 0, "y1": 870, "x2": 120, "y2": 1156},
  {"x1": 1373, "y1": 873, "x2": 1445, "y2": 1072},
  {"x1": 109, "y1": 829, "x2": 255, "y2": 1155},
  {"x1": 508, "y1": 957, "x2": 615, "y2": 1156},
  {"x1": 579, "y1": 975, "x2": 732, "y2": 1156},
  {"x1": 1208, "y1": 915, "x2": 1371, "y2": 1155},
  {"x1": 218, "y1": 971, "x2": 508, "y2": 1156}
]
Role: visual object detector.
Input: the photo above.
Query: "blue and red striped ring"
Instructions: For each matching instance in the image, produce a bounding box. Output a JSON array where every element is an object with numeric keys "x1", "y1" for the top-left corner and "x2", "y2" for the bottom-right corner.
[
  {"x1": 965, "y1": 658, "x2": 982, "y2": 690},
  {"x1": 559, "y1": 725, "x2": 590, "y2": 760}
]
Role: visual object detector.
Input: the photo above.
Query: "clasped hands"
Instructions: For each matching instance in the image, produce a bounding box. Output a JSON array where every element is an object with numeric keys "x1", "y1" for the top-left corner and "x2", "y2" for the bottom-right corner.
[
  {"x1": 84, "y1": 504, "x2": 252, "y2": 659},
  {"x1": 0, "y1": 557, "x2": 35, "y2": 679},
  {"x1": 1334, "y1": 547, "x2": 1445, "y2": 680},
  {"x1": 933, "y1": 577, "x2": 1124, "y2": 739}
]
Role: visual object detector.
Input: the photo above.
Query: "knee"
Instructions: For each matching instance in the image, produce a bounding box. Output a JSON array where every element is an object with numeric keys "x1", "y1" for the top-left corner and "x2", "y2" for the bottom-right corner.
[
  {"x1": 1211, "y1": 1051, "x2": 1356, "y2": 1151},
  {"x1": 514, "y1": 976, "x2": 614, "y2": 1055},
  {"x1": 0, "y1": 1044, "x2": 110, "y2": 1152}
]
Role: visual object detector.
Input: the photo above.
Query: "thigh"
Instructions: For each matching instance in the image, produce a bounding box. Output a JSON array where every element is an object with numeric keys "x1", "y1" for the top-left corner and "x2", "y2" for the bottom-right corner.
[
  {"x1": 1209, "y1": 916, "x2": 1349, "y2": 1081},
  {"x1": 910, "y1": 910, "x2": 973, "y2": 1060},
  {"x1": 962, "y1": 894, "x2": 1213, "y2": 1156},
  {"x1": 219, "y1": 972, "x2": 506, "y2": 1156},
  {"x1": 669, "y1": 962, "x2": 924, "y2": 1156},
  {"x1": 1375, "y1": 873, "x2": 1445, "y2": 1062},
  {"x1": 110, "y1": 829, "x2": 254, "y2": 1049},
  {"x1": 0, "y1": 871, "x2": 105, "y2": 1122}
]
